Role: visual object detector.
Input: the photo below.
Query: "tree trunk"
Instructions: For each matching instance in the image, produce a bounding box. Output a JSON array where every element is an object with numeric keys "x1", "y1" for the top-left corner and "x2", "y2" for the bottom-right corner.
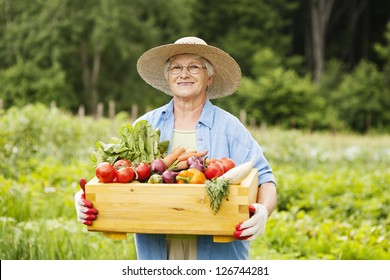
[
  {"x1": 91, "y1": 44, "x2": 102, "y2": 116},
  {"x1": 344, "y1": 0, "x2": 368, "y2": 65},
  {"x1": 366, "y1": 113, "x2": 371, "y2": 133},
  {"x1": 310, "y1": 0, "x2": 335, "y2": 82},
  {"x1": 79, "y1": 40, "x2": 102, "y2": 115},
  {"x1": 80, "y1": 40, "x2": 92, "y2": 113},
  {"x1": 5, "y1": 0, "x2": 12, "y2": 26}
]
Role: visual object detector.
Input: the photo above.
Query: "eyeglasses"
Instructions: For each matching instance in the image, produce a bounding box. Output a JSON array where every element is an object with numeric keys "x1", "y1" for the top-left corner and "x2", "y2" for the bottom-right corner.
[{"x1": 168, "y1": 64, "x2": 207, "y2": 75}]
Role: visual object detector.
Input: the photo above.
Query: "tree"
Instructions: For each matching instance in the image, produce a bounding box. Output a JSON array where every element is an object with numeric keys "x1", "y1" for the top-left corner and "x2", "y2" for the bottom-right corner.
[
  {"x1": 304, "y1": 0, "x2": 390, "y2": 82},
  {"x1": 374, "y1": 21, "x2": 390, "y2": 87},
  {"x1": 217, "y1": 48, "x2": 323, "y2": 130},
  {"x1": 191, "y1": 0, "x2": 298, "y2": 76},
  {"x1": 310, "y1": 0, "x2": 335, "y2": 82},
  {"x1": 0, "y1": 0, "x2": 194, "y2": 114},
  {"x1": 0, "y1": 59, "x2": 73, "y2": 108},
  {"x1": 333, "y1": 60, "x2": 388, "y2": 132}
]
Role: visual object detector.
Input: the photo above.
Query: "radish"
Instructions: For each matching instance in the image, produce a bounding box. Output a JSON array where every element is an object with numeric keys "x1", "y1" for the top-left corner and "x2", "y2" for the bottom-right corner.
[{"x1": 217, "y1": 159, "x2": 254, "y2": 184}]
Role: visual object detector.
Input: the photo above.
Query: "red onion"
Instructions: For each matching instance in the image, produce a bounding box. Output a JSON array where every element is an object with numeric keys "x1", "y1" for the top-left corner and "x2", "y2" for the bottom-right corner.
[
  {"x1": 189, "y1": 161, "x2": 205, "y2": 172},
  {"x1": 150, "y1": 159, "x2": 166, "y2": 174},
  {"x1": 162, "y1": 170, "x2": 178, "y2": 183},
  {"x1": 187, "y1": 156, "x2": 204, "y2": 166}
]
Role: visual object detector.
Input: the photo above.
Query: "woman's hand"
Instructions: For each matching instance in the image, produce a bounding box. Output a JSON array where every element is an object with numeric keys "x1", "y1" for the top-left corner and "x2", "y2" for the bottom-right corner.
[
  {"x1": 74, "y1": 178, "x2": 98, "y2": 226},
  {"x1": 233, "y1": 203, "x2": 268, "y2": 241}
]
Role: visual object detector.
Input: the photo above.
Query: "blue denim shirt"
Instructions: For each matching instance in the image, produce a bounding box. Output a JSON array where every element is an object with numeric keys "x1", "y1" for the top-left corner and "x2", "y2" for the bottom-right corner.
[{"x1": 134, "y1": 99, "x2": 276, "y2": 260}]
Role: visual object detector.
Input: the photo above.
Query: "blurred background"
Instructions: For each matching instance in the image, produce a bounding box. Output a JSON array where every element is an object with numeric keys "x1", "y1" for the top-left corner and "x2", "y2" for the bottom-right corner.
[
  {"x1": 0, "y1": 0, "x2": 389, "y2": 260},
  {"x1": 1, "y1": 0, "x2": 390, "y2": 133}
]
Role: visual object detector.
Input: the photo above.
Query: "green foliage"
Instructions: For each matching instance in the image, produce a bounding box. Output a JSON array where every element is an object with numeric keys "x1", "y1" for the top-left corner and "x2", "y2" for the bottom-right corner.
[
  {"x1": 0, "y1": 103, "x2": 115, "y2": 179},
  {"x1": 1, "y1": 105, "x2": 389, "y2": 260},
  {"x1": 192, "y1": 0, "x2": 298, "y2": 75},
  {"x1": 217, "y1": 48, "x2": 331, "y2": 130},
  {"x1": 314, "y1": 59, "x2": 347, "y2": 130},
  {"x1": 374, "y1": 21, "x2": 390, "y2": 87},
  {"x1": 0, "y1": 59, "x2": 74, "y2": 109},
  {"x1": 91, "y1": 120, "x2": 169, "y2": 166},
  {"x1": 0, "y1": 0, "x2": 192, "y2": 113},
  {"x1": 333, "y1": 60, "x2": 390, "y2": 133},
  {"x1": 249, "y1": 128, "x2": 390, "y2": 260},
  {"x1": 1, "y1": 1, "x2": 390, "y2": 132},
  {"x1": 0, "y1": 104, "x2": 137, "y2": 259},
  {"x1": 0, "y1": 217, "x2": 136, "y2": 260},
  {"x1": 234, "y1": 68, "x2": 318, "y2": 129}
]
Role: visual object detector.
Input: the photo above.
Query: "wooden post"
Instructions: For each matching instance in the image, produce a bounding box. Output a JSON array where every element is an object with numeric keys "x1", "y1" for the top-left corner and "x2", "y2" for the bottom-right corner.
[
  {"x1": 97, "y1": 102, "x2": 104, "y2": 119},
  {"x1": 249, "y1": 117, "x2": 256, "y2": 128},
  {"x1": 260, "y1": 121, "x2": 267, "y2": 131},
  {"x1": 78, "y1": 105, "x2": 85, "y2": 118},
  {"x1": 131, "y1": 104, "x2": 138, "y2": 121},
  {"x1": 290, "y1": 116, "x2": 296, "y2": 129},
  {"x1": 109, "y1": 100, "x2": 115, "y2": 121},
  {"x1": 239, "y1": 109, "x2": 247, "y2": 125},
  {"x1": 366, "y1": 114, "x2": 371, "y2": 133},
  {"x1": 0, "y1": 98, "x2": 3, "y2": 110}
]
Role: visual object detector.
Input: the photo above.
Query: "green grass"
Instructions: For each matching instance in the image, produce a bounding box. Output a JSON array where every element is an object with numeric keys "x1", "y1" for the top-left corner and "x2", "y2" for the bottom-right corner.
[{"x1": 0, "y1": 105, "x2": 389, "y2": 259}]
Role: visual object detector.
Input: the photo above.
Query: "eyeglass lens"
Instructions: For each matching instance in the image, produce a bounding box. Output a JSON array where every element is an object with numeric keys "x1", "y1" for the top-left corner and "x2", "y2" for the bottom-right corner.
[{"x1": 169, "y1": 65, "x2": 204, "y2": 74}]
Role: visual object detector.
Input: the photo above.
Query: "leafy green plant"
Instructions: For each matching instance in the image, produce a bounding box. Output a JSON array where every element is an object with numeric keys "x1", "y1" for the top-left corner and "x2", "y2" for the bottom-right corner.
[
  {"x1": 333, "y1": 60, "x2": 389, "y2": 133},
  {"x1": 1, "y1": 104, "x2": 389, "y2": 260},
  {"x1": 90, "y1": 120, "x2": 169, "y2": 166},
  {"x1": 0, "y1": 59, "x2": 74, "y2": 109}
]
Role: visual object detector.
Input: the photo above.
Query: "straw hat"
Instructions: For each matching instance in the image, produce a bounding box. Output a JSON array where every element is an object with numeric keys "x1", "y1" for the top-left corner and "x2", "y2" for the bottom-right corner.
[{"x1": 136, "y1": 37, "x2": 241, "y2": 99}]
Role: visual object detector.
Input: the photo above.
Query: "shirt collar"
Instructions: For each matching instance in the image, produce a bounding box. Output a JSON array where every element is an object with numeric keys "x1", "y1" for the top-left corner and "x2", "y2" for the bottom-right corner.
[
  {"x1": 161, "y1": 99, "x2": 174, "y2": 119},
  {"x1": 198, "y1": 100, "x2": 214, "y2": 129},
  {"x1": 161, "y1": 98, "x2": 215, "y2": 129}
]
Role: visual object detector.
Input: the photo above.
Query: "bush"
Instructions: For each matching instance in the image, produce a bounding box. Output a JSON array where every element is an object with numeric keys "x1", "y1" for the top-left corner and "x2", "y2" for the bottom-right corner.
[
  {"x1": 237, "y1": 68, "x2": 321, "y2": 129},
  {"x1": 0, "y1": 59, "x2": 76, "y2": 109},
  {"x1": 217, "y1": 48, "x2": 326, "y2": 130},
  {"x1": 0, "y1": 103, "x2": 116, "y2": 178},
  {"x1": 333, "y1": 60, "x2": 390, "y2": 133},
  {"x1": 0, "y1": 104, "x2": 137, "y2": 260}
]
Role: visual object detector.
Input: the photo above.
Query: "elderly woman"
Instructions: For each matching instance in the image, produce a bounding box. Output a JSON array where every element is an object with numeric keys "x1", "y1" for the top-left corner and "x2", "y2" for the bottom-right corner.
[{"x1": 75, "y1": 37, "x2": 277, "y2": 260}]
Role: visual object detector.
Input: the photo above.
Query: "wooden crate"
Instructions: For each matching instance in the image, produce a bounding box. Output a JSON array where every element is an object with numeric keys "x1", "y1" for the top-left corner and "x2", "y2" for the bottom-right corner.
[{"x1": 85, "y1": 169, "x2": 258, "y2": 242}]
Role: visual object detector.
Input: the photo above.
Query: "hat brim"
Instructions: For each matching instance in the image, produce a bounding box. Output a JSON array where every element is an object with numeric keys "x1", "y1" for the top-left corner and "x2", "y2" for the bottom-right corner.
[{"x1": 136, "y1": 43, "x2": 241, "y2": 99}]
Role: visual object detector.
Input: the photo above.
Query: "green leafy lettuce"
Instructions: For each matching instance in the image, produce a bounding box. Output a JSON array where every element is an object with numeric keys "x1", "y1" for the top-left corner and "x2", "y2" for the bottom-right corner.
[{"x1": 90, "y1": 120, "x2": 169, "y2": 166}]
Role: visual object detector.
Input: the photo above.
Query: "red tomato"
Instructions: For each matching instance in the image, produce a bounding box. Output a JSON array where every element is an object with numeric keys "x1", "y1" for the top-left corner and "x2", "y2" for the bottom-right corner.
[
  {"x1": 206, "y1": 158, "x2": 218, "y2": 165},
  {"x1": 134, "y1": 162, "x2": 151, "y2": 182},
  {"x1": 204, "y1": 161, "x2": 224, "y2": 180},
  {"x1": 116, "y1": 167, "x2": 136, "y2": 183},
  {"x1": 113, "y1": 159, "x2": 132, "y2": 169},
  {"x1": 96, "y1": 162, "x2": 116, "y2": 183},
  {"x1": 218, "y1": 158, "x2": 235, "y2": 173}
]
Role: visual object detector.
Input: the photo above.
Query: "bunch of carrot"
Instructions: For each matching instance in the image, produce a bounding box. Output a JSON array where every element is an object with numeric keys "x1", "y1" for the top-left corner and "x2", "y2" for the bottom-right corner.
[{"x1": 161, "y1": 147, "x2": 208, "y2": 170}]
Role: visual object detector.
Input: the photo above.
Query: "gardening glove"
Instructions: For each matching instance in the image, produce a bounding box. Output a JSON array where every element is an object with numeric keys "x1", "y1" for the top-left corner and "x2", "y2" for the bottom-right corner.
[
  {"x1": 74, "y1": 178, "x2": 98, "y2": 226},
  {"x1": 234, "y1": 203, "x2": 268, "y2": 241}
]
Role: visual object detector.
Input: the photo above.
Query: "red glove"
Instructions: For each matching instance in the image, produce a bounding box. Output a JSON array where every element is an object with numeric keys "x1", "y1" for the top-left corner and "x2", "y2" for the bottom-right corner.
[
  {"x1": 74, "y1": 178, "x2": 98, "y2": 226},
  {"x1": 234, "y1": 203, "x2": 268, "y2": 241}
]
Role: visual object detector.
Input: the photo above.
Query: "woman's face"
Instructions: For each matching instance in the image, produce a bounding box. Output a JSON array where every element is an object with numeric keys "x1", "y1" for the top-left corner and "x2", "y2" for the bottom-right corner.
[{"x1": 167, "y1": 54, "x2": 213, "y2": 101}]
